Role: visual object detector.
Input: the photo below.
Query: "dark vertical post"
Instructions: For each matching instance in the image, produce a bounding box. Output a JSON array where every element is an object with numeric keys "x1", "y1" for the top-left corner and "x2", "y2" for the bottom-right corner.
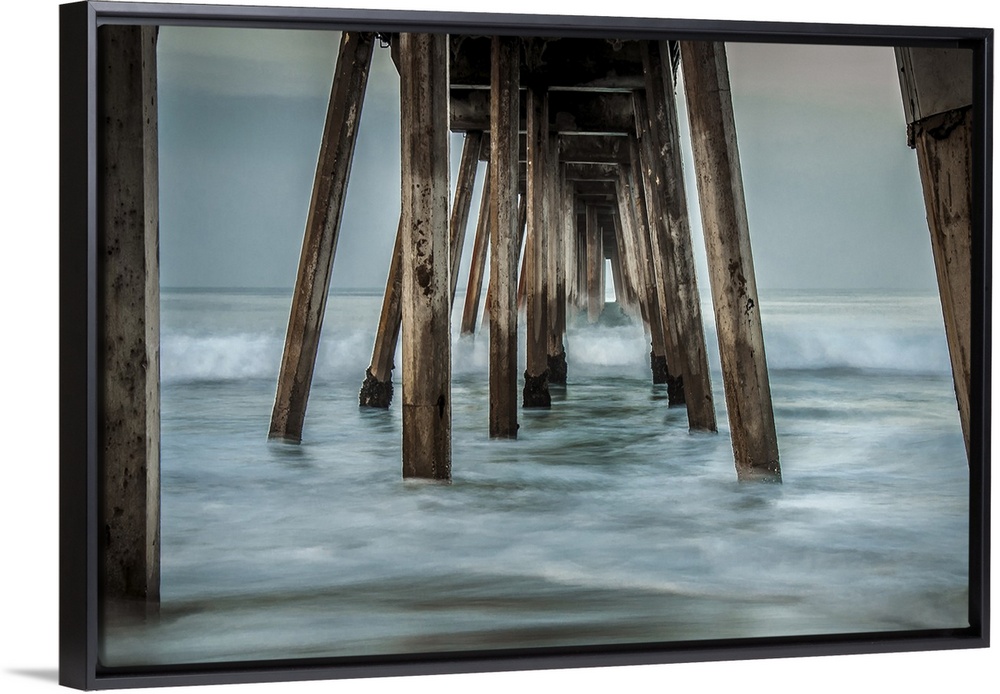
[
  {"x1": 547, "y1": 135, "x2": 567, "y2": 384},
  {"x1": 461, "y1": 164, "x2": 491, "y2": 334},
  {"x1": 523, "y1": 84, "x2": 552, "y2": 408},
  {"x1": 399, "y1": 33, "x2": 451, "y2": 480},
  {"x1": 562, "y1": 175, "x2": 579, "y2": 314},
  {"x1": 270, "y1": 32, "x2": 375, "y2": 441},
  {"x1": 585, "y1": 204, "x2": 604, "y2": 323},
  {"x1": 681, "y1": 41, "x2": 780, "y2": 482},
  {"x1": 449, "y1": 131, "x2": 484, "y2": 306},
  {"x1": 489, "y1": 36, "x2": 521, "y2": 437},
  {"x1": 98, "y1": 24, "x2": 160, "y2": 604},
  {"x1": 896, "y1": 47, "x2": 974, "y2": 459},
  {"x1": 639, "y1": 40, "x2": 717, "y2": 431}
]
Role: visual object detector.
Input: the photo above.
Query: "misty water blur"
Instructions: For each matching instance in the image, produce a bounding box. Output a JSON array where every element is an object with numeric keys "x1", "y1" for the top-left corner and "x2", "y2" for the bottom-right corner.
[{"x1": 100, "y1": 289, "x2": 968, "y2": 666}]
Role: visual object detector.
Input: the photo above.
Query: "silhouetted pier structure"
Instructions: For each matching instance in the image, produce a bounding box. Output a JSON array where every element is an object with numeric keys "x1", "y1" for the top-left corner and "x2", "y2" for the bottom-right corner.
[{"x1": 97, "y1": 26, "x2": 974, "y2": 603}]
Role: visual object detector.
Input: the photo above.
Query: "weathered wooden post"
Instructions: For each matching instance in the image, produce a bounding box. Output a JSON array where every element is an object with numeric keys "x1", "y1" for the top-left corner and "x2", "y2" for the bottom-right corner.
[
  {"x1": 626, "y1": 138, "x2": 671, "y2": 385},
  {"x1": 399, "y1": 32, "x2": 451, "y2": 480},
  {"x1": 489, "y1": 36, "x2": 521, "y2": 437},
  {"x1": 610, "y1": 204, "x2": 640, "y2": 318},
  {"x1": 681, "y1": 41, "x2": 780, "y2": 482},
  {"x1": 481, "y1": 194, "x2": 526, "y2": 332},
  {"x1": 359, "y1": 217, "x2": 403, "y2": 407},
  {"x1": 585, "y1": 204, "x2": 604, "y2": 322},
  {"x1": 99, "y1": 24, "x2": 160, "y2": 605},
  {"x1": 562, "y1": 173, "x2": 579, "y2": 313},
  {"x1": 895, "y1": 47, "x2": 974, "y2": 459},
  {"x1": 461, "y1": 164, "x2": 491, "y2": 334},
  {"x1": 270, "y1": 32, "x2": 375, "y2": 441},
  {"x1": 613, "y1": 171, "x2": 643, "y2": 323},
  {"x1": 547, "y1": 134, "x2": 568, "y2": 385},
  {"x1": 637, "y1": 41, "x2": 717, "y2": 432},
  {"x1": 524, "y1": 84, "x2": 552, "y2": 407}
]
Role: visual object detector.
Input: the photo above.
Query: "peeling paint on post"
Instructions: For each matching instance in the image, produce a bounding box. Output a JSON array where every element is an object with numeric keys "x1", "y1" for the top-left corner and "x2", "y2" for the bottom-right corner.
[
  {"x1": 681, "y1": 41, "x2": 779, "y2": 482},
  {"x1": 270, "y1": 32, "x2": 375, "y2": 441},
  {"x1": 98, "y1": 24, "x2": 160, "y2": 604},
  {"x1": 489, "y1": 36, "x2": 521, "y2": 437},
  {"x1": 400, "y1": 33, "x2": 451, "y2": 480},
  {"x1": 895, "y1": 47, "x2": 974, "y2": 460}
]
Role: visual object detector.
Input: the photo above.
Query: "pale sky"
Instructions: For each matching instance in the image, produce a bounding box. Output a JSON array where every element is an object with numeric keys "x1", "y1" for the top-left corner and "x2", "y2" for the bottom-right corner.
[{"x1": 156, "y1": 27, "x2": 938, "y2": 292}]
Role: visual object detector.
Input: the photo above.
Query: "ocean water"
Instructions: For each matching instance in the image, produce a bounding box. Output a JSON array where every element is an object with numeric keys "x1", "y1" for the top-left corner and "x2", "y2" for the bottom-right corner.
[{"x1": 100, "y1": 289, "x2": 969, "y2": 666}]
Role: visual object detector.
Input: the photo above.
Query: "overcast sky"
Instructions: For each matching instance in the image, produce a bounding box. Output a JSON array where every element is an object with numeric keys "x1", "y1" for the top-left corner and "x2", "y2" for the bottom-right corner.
[{"x1": 156, "y1": 27, "x2": 938, "y2": 292}]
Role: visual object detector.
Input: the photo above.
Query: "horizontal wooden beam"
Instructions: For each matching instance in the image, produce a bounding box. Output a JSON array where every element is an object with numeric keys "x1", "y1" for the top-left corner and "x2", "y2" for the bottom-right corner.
[
  {"x1": 564, "y1": 162, "x2": 618, "y2": 181},
  {"x1": 451, "y1": 89, "x2": 634, "y2": 134},
  {"x1": 451, "y1": 36, "x2": 645, "y2": 90},
  {"x1": 481, "y1": 133, "x2": 632, "y2": 165}
]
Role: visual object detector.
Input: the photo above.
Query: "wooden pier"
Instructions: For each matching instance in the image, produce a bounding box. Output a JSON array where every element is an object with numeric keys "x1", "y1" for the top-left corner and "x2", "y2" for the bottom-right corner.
[
  {"x1": 272, "y1": 34, "x2": 792, "y2": 480},
  {"x1": 96, "y1": 27, "x2": 975, "y2": 604}
]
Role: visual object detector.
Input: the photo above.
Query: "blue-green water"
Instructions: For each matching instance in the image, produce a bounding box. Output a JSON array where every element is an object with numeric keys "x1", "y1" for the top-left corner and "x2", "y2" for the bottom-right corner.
[{"x1": 100, "y1": 289, "x2": 969, "y2": 666}]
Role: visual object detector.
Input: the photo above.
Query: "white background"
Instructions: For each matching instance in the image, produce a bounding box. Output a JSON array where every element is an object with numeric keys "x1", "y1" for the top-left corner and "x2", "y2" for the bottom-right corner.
[{"x1": 0, "y1": 1, "x2": 994, "y2": 692}]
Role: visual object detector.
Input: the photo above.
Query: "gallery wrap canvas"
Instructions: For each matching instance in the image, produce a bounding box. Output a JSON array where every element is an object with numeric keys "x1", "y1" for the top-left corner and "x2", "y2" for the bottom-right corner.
[{"x1": 60, "y1": 0, "x2": 990, "y2": 689}]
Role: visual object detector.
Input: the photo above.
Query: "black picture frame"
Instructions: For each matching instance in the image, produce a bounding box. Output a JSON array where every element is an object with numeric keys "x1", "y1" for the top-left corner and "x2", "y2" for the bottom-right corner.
[{"x1": 59, "y1": 1, "x2": 992, "y2": 690}]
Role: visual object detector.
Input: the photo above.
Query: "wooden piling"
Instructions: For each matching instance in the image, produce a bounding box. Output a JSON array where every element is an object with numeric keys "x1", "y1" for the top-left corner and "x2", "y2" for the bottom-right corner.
[
  {"x1": 626, "y1": 138, "x2": 671, "y2": 385},
  {"x1": 270, "y1": 32, "x2": 375, "y2": 442},
  {"x1": 489, "y1": 36, "x2": 522, "y2": 437},
  {"x1": 562, "y1": 174, "x2": 579, "y2": 312},
  {"x1": 461, "y1": 164, "x2": 491, "y2": 334},
  {"x1": 524, "y1": 84, "x2": 552, "y2": 407},
  {"x1": 399, "y1": 33, "x2": 451, "y2": 480},
  {"x1": 639, "y1": 41, "x2": 717, "y2": 431},
  {"x1": 610, "y1": 202, "x2": 639, "y2": 318},
  {"x1": 359, "y1": 216, "x2": 403, "y2": 408},
  {"x1": 482, "y1": 194, "x2": 526, "y2": 331},
  {"x1": 895, "y1": 47, "x2": 974, "y2": 459},
  {"x1": 547, "y1": 134, "x2": 568, "y2": 384},
  {"x1": 98, "y1": 24, "x2": 160, "y2": 604},
  {"x1": 585, "y1": 204, "x2": 604, "y2": 322},
  {"x1": 681, "y1": 41, "x2": 779, "y2": 481}
]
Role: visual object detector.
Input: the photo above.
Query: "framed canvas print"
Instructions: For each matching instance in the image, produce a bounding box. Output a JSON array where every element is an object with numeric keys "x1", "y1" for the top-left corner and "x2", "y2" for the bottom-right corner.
[{"x1": 59, "y1": 0, "x2": 991, "y2": 690}]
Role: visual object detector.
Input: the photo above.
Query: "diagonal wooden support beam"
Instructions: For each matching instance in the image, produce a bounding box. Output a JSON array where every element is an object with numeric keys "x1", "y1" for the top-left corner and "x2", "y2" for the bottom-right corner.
[
  {"x1": 681, "y1": 40, "x2": 780, "y2": 482},
  {"x1": 449, "y1": 131, "x2": 484, "y2": 307},
  {"x1": 895, "y1": 47, "x2": 974, "y2": 460},
  {"x1": 461, "y1": 164, "x2": 491, "y2": 335},
  {"x1": 270, "y1": 31, "x2": 375, "y2": 443}
]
